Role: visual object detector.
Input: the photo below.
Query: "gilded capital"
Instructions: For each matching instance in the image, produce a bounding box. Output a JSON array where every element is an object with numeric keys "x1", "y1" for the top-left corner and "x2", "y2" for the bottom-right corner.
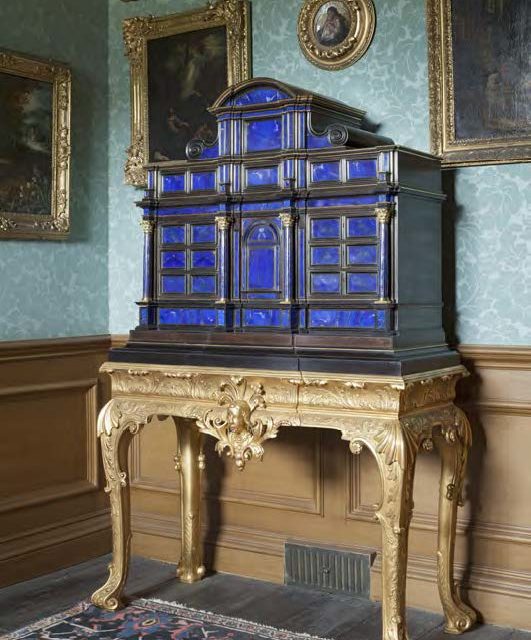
[
  {"x1": 375, "y1": 203, "x2": 394, "y2": 225},
  {"x1": 139, "y1": 219, "x2": 155, "y2": 234},
  {"x1": 215, "y1": 216, "x2": 231, "y2": 231},
  {"x1": 280, "y1": 212, "x2": 296, "y2": 228}
]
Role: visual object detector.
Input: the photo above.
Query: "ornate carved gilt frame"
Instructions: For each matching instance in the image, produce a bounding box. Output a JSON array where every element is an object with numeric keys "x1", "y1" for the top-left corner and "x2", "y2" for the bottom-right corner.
[
  {"x1": 122, "y1": 0, "x2": 251, "y2": 187},
  {"x1": 0, "y1": 50, "x2": 71, "y2": 240},
  {"x1": 297, "y1": 0, "x2": 376, "y2": 71},
  {"x1": 427, "y1": 0, "x2": 531, "y2": 168}
]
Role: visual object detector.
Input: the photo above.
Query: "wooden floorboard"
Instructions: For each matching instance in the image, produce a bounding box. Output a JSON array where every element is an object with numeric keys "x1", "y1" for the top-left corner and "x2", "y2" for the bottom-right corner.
[{"x1": 0, "y1": 555, "x2": 527, "y2": 640}]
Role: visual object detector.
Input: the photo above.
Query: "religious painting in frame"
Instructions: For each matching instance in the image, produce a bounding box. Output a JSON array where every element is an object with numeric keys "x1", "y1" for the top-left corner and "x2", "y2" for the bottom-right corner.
[
  {"x1": 0, "y1": 50, "x2": 71, "y2": 240},
  {"x1": 427, "y1": 0, "x2": 530, "y2": 168},
  {"x1": 123, "y1": 0, "x2": 251, "y2": 187},
  {"x1": 297, "y1": 0, "x2": 376, "y2": 71}
]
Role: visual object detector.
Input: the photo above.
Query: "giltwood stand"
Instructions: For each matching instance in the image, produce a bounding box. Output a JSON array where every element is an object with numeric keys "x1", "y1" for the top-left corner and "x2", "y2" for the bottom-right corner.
[{"x1": 91, "y1": 362, "x2": 477, "y2": 640}]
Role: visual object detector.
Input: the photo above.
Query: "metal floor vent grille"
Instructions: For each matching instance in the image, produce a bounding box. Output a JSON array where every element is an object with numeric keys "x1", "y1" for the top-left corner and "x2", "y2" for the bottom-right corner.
[{"x1": 284, "y1": 542, "x2": 374, "y2": 597}]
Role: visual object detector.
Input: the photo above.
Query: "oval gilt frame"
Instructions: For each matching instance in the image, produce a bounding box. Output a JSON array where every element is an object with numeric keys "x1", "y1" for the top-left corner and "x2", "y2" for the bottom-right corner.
[{"x1": 298, "y1": 0, "x2": 376, "y2": 71}]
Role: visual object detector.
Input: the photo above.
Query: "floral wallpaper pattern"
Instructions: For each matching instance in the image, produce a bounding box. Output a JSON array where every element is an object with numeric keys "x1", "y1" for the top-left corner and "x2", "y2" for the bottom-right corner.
[{"x1": 0, "y1": 0, "x2": 109, "y2": 341}]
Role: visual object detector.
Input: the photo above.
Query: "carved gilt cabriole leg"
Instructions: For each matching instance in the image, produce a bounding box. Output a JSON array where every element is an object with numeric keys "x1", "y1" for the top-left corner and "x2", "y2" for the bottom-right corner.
[
  {"x1": 91, "y1": 400, "x2": 152, "y2": 611},
  {"x1": 174, "y1": 418, "x2": 206, "y2": 583},
  {"x1": 434, "y1": 408, "x2": 477, "y2": 634},
  {"x1": 345, "y1": 418, "x2": 422, "y2": 640}
]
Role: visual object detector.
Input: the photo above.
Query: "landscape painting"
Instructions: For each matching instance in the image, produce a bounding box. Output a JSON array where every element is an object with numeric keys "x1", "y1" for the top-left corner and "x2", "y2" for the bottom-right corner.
[
  {"x1": 0, "y1": 72, "x2": 53, "y2": 216},
  {"x1": 147, "y1": 26, "x2": 227, "y2": 163}
]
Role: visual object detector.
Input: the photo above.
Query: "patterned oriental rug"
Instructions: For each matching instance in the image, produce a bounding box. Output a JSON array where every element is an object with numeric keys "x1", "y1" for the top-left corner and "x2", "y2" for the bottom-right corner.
[{"x1": 1, "y1": 599, "x2": 330, "y2": 640}]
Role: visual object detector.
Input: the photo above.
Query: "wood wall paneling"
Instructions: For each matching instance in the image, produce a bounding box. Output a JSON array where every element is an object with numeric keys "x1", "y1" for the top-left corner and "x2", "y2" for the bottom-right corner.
[{"x1": 0, "y1": 336, "x2": 112, "y2": 586}]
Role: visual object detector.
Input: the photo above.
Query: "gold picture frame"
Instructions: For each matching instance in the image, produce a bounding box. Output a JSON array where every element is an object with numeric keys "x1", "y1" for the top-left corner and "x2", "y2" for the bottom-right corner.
[
  {"x1": 297, "y1": 0, "x2": 375, "y2": 71},
  {"x1": 427, "y1": 0, "x2": 531, "y2": 168},
  {"x1": 0, "y1": 50, "x2": 71, "y2": 240},
  {"x1": 123, "y1": 0, "x2": 251, "y2": 187}
]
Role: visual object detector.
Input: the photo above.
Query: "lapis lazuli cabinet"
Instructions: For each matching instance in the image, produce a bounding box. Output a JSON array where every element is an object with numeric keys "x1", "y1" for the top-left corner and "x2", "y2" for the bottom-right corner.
[{"x1": 117, "y1": 78, "x2": 456, "y2": 374}]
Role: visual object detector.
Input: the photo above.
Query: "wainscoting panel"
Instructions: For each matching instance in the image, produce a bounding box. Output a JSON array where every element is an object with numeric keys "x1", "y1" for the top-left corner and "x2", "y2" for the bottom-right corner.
[
  {"x1": 129, "y1": 344, "x2": 531, "y2": 630},
  {"x1": 0, "y1": 336, "x2": 111, "y2": 586}
]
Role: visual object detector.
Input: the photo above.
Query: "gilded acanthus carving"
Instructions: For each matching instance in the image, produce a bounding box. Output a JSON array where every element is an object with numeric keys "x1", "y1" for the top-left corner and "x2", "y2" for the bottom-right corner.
[
  {"x1": 124, "y1": 133, "x2": 147, "y2": 187},
  {"x1": 402, "y1": 371, "x2": 465, "y2": 412},
  {"x1": 123, "y1": 16, "x2": 153, "y2": 65},
  {"x1": 298, "y1": 379, "x2": 402, "y2": 413},
  {"x1": 196, "y1": 377, "x2": 289, "y2": 469},
  {"x1": 440, "y1": 407, "x2": 472, "y2": 506}
]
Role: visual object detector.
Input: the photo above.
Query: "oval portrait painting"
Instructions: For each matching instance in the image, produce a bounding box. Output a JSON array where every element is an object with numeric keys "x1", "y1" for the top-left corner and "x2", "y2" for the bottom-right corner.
[
  {"x1": 298, "y1": 0, "x2": 375, "y2": 70},
  {"x1": 314, "y1": 1, "x2": 352, "y2": 48}
]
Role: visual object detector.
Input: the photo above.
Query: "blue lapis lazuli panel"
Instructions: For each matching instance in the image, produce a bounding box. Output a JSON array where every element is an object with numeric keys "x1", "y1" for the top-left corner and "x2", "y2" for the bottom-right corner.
[
  {"x1": 242, "y1": 200, "x2": 290, "y2": 212},
  {"x1": 309, "y1": 309, "x2": 377, "y2": 329},
  {"x1": 191, "y1": 224, "x2": 216, "y2": 244},
  {"x1": 191, "y1": 275, "x2": 216, "y2": 294},
  {"x1": 308, "y1": 195, "x2": 380, "y2": 208},
  {"x1": 312, "y1": 161, "x2": 341, "y2": 182},
  {"x1": 232, "y1": 86, "x2": 289, "y2": 106},
  {"x1": 191, "y1": 171, "x2": 216, "y2": 191},
  {"x1": 243, "y1": 309, "x2": 290, "y2": 327},
  {"x1": 161, "y1": 275, "x2": 185, "y2": 294},
  {"x1": 347, "y1": 273, "x2": 377, "y2": 293},
  {"x1": 246, "y1": 166, "x2": 279, "y2": 187},
  {"x1": 161, "y1": 251, "x2": 185, "y2": 268},
  {"x1": 311, "y1": 273, "x2": 340, "y2": 294},
  {"x1": 161, "y1": 226, "x2": 185, "y2": 244},
  {"x1": 162, "y1": 174, "x2": 185, "y2": 192},
  {"x1": 377, "y1": 310, "x2": 387, "y2": 329},
  {"x1": 311, "y1": 218, "x2": 340, "y2": 239},
  {"x1": 199, "y1": 144, "x2": 219, "y2": 159},
  {"x1": 248, "y1": 224, "x2": 276, "y2": 241},
  {"x1": 159, "y1": 308, "x2": 217, "y2": 326},
  {"x1": 311, "y1": 246, "x2": 340, "y2": 265},
  {"x1": 246, "y1": 118, "x2": 282, "y2": 152},
  {"x1": 158, "y1": 204, "x2": 219, "y2": 216},
  {"x1": 348, "y1": 245, "x2": 377, "y2": 264},
  {"x1": 307, "y1": 132, "x2": 332, "y2": 149},
  {"x1": 248, "y1": 247, "x2": 276, "y2": 289},
  {"x1": 139, "y1": 307, "x2": 148, "y2": 325},
  {"x1": 192, "y1": 250, "x2": 216, "y2": 269},
  {"x1": 347, "y1": 160, "x2": 377, "y2": 180},
  {"x1": 347, "y1": 217, "x2": 377, "y2": 237}
]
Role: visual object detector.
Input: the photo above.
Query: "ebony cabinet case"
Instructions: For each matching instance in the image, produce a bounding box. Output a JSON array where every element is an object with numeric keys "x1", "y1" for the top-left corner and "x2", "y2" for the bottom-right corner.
[{"x1": 113, "y1": 78, "x2": 457, "y2": 374}]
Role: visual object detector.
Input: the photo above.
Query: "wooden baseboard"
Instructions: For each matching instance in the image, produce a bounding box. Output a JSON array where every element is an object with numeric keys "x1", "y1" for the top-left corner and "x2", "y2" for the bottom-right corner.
[{"x1": 0, "y1": 510, "x2": 111, "y2": 587}]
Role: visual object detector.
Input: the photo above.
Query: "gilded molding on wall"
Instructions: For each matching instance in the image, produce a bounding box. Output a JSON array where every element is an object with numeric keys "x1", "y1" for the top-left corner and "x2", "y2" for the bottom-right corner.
[
  {"x1": 122, "y1": 0, "x2": 251, "y2": 186},
  {"x1": 0, "y1": 50, "x2": 71, "y2": 240}
]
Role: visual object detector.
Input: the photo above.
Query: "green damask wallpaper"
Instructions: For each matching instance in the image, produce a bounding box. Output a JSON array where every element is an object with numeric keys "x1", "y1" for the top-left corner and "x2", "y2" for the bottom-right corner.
[
  {"x1": 0, "y1": 0, "x2": 109, "y2": 341},
  {"x1": 108, "y1": 0, "x2": 530, "y2": 345}
]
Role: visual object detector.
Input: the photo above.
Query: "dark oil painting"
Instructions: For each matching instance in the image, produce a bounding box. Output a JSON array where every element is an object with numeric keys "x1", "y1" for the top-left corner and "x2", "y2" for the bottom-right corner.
[
  {"x1": 314, "y1": 1, "x2": 352, "y2": 48},
  {"x1": 147, "y1": 26, "x2": 228, "y2": 162},
  {"x1": 452, "y1": 0, "x2": 530, "y2": 142},
  {"x1": 0, "y1": 73, "x2": 53, "y2": 215}
]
